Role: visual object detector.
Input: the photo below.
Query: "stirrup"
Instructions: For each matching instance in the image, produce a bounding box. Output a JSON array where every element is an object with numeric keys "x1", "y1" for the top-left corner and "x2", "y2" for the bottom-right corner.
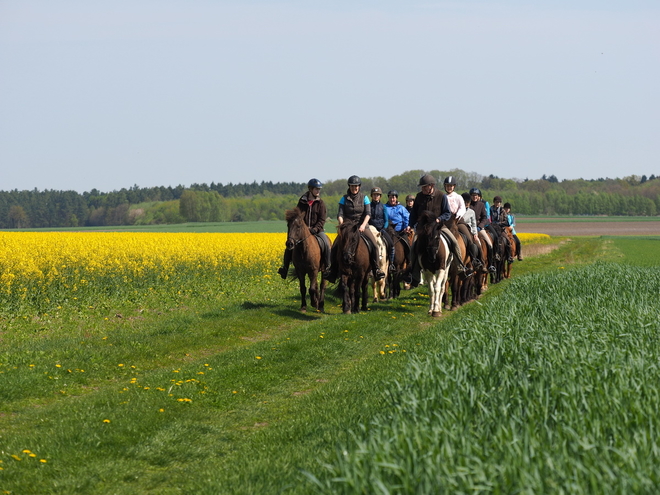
[{"x1": 374, "y1": 269, "x2": 385, "y2": 281}]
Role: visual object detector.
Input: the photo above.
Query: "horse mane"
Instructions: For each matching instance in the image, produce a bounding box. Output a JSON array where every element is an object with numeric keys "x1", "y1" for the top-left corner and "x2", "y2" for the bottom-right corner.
[
  {"x1": 338, "y1": 220, "x2": 360, "y2": 252},
  {"x1": 417, "y1": 211, "x2": 439, "y2": 237},
  {"x1": 285, "y1": 207, "x2": 303, "y2": 224}
]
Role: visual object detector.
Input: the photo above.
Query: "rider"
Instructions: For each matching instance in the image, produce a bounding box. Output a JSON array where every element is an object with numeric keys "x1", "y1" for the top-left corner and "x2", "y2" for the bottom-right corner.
[
  {"x1": 487, "y1": 195, "x2": 507, "y2": 262},
  {"x1": 385, "y1": 190, "x2": 410, "y2": 233},
  {"x1": 443, "y1": 176, "x2": 484, "y2": 273},
  {"x1": 461, "y1": 192, "x2": 488, "y2": 272},
  {"x1": 368, "y1": 187, "x2": 395, "y2": 272},
  {"x1": 323, "y1": 175, "x2": 386, "y2": 283},
  {"x1": 405, "y1": 194, "x2": 415, "y2": 215},
  {"x1": 406, "y1": 174, "x2": 470, "y2": 286},
  {"x1": 278, "y1": 178, "x2": 332, "y2": 279},
  {"x1": 503, "y1": 202, "x2": 523, "y2": 261},
  {"x1": 469, "y1": 188, "x2": 496, "y2": 273}
]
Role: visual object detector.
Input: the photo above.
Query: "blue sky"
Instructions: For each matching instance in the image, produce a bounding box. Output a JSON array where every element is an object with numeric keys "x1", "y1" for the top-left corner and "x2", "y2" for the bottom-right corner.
[{"x1": 1, "y1": 0, "x2": 658, "y2": 192}]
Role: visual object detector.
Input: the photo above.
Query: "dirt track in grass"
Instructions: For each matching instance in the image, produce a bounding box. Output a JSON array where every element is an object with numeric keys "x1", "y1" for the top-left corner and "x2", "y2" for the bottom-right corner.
[{"x1": 517, "y1": 221, "x2": 660, "y2": 236}]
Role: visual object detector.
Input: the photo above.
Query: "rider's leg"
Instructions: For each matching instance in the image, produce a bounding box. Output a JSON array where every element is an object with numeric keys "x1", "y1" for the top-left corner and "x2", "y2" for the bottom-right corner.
[
  {"x1": 479, "y1": 230, "x2": 496, "y2": 273},
  {"x1": 380, "y1": 229, "x2": 395, "y2": 271},
  {"x1": 441, "y1": 226, "x2": 470, "y2": 275},
  {"x1": 363, "y1": 228, "x2": 385, "y2": 280},
  {"x1": 278, "y1": 249, "x2": 292, "y2": 279},
  {"x1": 514, "y1": 234, "x2": 523, "y2": 260}
]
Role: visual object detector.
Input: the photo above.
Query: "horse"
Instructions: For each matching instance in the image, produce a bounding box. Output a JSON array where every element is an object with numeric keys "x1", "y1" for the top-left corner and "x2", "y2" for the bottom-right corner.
[
  {"x1": 368, "y1": 227, "x2": 389, "y2": 302},
  {"x1": 415, "y1": 211, "x2": 452, "y2": 317},
  {"x1": 474, "y1": 235, "x2": 490, "y2": 295},
  {"x1": 386, "y1": 226, "x2": 413, "y2": 300},
  {"x1": 489, "y1": 223, "x2": 510, "y2": 284},
  {"x1": 443, "y1": 214, "x2": 474, "y2": 310},
  {"x1": 284, "y1": 207, "x2": 328, "y2": 313},
  {"x1": 335, "y1": 220, "x2": 371, "y2": 314},
  {"x1": 502, "y1": 226, "x2": 517, "y2": 279}
]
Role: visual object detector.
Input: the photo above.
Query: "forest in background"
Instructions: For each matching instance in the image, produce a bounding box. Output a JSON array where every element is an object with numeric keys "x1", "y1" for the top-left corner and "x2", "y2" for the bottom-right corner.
[{"x1": 1, "y1": 169, "x2": 659, "y2": 229}]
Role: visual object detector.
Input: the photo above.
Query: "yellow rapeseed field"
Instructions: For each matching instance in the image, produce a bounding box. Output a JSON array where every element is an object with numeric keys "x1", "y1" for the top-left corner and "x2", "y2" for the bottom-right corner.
[
  {"x1": 0, "y1": 231, "x2": 542, "y2": 315},
  {"x1": 0, "y1": 232, "x2": 293, "y2": 314}
]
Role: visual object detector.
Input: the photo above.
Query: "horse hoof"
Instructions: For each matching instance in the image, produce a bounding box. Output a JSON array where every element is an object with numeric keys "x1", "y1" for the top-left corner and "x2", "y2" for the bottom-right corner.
[
  {"x1": 431, "y1": 311, "x2": 441, "y2": 318},
  {"x1": 300, "y1": 308, "x2": 307, "y2": 313}
]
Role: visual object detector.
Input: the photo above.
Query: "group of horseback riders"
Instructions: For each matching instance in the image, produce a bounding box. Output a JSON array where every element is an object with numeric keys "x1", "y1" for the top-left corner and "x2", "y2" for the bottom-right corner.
[{"x1": 277, "y1": 173, "x2": 523, "y2": 285}]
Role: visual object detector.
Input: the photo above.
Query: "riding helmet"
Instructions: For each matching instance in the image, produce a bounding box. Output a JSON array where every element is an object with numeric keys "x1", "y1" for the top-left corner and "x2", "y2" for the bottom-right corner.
[
  {"x1": 307, "y1": 178, "x2": 323, "y2": 189},
  {"x1": 493, "y1": 195, "x2": 503, "y2": 203},
  {"x1": 461, "y1": 192, "x2": 471, "y2": 203},
  {"x1": 443, "y1": 176, "x2": 456, "y2": 186},
  {"x1": 469, "y1": 187, "x2": 482, "y2": 197},
  {"x1": 347, "y1": 175, "x2": 362, "y2": 186},
  {"x1": 418, "y1": 174, "x2": 436, "y2": 186},
  {"x1": 388, "y1": 190, "x2": 399, "y2": 197},
  {"x1": 371, "y1": 187, "x2": 382, "y2": 195},
  {"x1": 406, "y1": 194, "x2": 415, "y2": 201}
]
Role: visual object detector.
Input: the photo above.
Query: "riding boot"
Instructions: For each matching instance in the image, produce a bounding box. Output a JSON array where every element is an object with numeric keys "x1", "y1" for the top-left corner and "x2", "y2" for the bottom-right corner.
[
  {"x1": 389, "y1": 247, "x2": 396, "y2": 273},
  {"x1": 278, "y1": 249, "x2": 292, "y2": 279},
  {"x1": 322, "y1": 244, "x2": 339, "y2": 283}
]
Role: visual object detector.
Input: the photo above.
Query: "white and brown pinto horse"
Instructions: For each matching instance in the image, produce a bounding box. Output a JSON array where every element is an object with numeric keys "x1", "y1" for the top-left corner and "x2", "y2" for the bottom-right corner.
[
  {"x1": 416, "y1": 211, "x2": 452, "y2": 317},
  {"x1": 284, "y1": 207, "x2": 328, "y2": 312}
]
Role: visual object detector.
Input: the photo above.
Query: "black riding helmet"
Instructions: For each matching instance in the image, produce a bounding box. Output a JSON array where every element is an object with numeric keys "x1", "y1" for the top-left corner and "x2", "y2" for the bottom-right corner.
[
  {"x1": 469, "y1": 187, "x2": 482, "y2": 197},
  {"x1": 444, "y1": 176, "x2": 456, "y2": 186},
  {"x1": 387, "y1": 190, "x2": 398, "y2": 197},
  {"x1": 347, "y1": 175, "x2": 362, "y2": 186},
  {"x1": 307, "y1": 178, "x2": 322, "y2": 189}
]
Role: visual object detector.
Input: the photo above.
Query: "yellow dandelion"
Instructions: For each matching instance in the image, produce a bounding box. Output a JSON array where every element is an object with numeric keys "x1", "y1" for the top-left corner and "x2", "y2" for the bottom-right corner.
[{"x1": 103, "y1": 419, "x2": 111, "y2": 423}]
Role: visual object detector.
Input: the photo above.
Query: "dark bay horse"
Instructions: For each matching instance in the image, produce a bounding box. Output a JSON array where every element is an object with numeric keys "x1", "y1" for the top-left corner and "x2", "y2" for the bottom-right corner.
[
  {"x1": 284, "y1": 207, "x2": 328, "y2": 312},
  {"x1": 444, "y1": 214, "x2": 474, "y2": 310},
  {"x1": 335, "y1": 220, "x2": 371, "y2": 314},
  {"x1": 416, "y1": 211, "x2": 452, "y2": 317},
  {"x1": 386, "y1": 226, "x2": 413, "y2": 300}
]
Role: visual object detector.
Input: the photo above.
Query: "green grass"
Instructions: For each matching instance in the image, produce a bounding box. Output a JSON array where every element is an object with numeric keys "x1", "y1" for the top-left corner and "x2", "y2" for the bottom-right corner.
[{"x1": 1, "y1": 236, "x2": 659, "y2": 493}]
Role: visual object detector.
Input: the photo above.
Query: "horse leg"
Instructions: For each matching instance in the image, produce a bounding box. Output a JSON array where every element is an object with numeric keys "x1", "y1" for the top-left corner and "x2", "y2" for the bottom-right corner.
[
  {"x1": 341, "y1": 276, "x2": 352, "y2": 314},
  {"x1": 298, "y1": 275, "x2": 308, "y2": 312},
  {"x1": 361, "y1": 275, "x2": 369, "y2": 312},
  {"x1": 450, "y1": 275, "x2": 461, "y2": 310},
  {"x1": 308, "y1": 271, "x2": 319, "y2": 311},
  {"x1": 319, "y1": 276, "x2": 327, "y2": 313}
]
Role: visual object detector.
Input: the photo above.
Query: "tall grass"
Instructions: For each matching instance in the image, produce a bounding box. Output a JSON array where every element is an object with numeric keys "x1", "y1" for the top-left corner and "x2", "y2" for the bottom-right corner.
[{"x1": 309, "y1": 262, "x2": 660, "y2": 493}]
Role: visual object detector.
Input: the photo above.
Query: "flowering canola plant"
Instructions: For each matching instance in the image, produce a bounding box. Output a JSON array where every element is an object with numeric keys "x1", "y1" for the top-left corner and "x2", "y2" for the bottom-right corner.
[{"x1": 0, "y1": 232, "x2": 294, "y2": 315}]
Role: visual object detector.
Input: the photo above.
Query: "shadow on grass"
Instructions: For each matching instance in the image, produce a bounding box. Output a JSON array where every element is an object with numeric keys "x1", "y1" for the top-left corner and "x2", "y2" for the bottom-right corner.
[{"x1": 273, "y1": 308, "x2": 323, "y2": 321}]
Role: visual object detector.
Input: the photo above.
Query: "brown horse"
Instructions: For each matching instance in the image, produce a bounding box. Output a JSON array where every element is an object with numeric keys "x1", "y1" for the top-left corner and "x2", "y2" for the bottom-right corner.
[
  {"x1": 416, "y1": 211, "x2": 451, "y2": 317},
  {"x1": 284, "y1": 207, "x2": 328, "y2": 312},
  {"x1": 386, "y1": 226, "x2": 413, "y2": 300},
  {"x1": 335, "y1": 220, "x2": 371, "y2": 314},
  {"x1": 503, "y1": 226, "x2": 517, "y2": 279},
  {"x1": 443, "y1": 214, "x2": 474, "y2": 310}
]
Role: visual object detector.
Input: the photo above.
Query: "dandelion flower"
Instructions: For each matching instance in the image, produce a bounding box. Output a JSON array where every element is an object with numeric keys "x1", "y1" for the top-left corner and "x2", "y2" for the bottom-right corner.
[{"x1": 103, "y1": 419, "x2": 111, "y2": 423}]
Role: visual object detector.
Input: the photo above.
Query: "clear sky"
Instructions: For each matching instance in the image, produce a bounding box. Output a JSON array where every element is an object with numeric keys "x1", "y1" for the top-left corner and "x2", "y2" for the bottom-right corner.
[{"x1": 1, "y1": 0, "x2": 658, "y2": 193}]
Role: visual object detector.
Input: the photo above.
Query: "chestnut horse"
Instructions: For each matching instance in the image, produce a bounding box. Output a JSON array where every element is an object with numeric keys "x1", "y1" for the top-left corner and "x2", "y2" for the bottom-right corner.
[
  {"x1": 284, "y1": 208, "x2": 328, "y2": 312},
  {"x1": 416, "y1": 211, "x2": 452, "y2": 317},
  {"x1": 503, "y1": 226, "x2": 517, "y2": 279},
  {"x1": 335, "y1": 220, "x2": 371, "y2": 314}
]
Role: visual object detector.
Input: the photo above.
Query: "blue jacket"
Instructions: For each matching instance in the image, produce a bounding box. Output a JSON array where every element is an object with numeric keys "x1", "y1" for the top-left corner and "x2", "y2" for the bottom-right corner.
[{"x1": 385, "y1": 203, "x2": 409, "y2": 231}]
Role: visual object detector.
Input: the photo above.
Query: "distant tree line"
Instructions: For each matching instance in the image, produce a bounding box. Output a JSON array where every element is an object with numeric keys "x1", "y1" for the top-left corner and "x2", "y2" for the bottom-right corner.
[{"x1": 0, "y1": 171, "x2": 658, "y2": 229}]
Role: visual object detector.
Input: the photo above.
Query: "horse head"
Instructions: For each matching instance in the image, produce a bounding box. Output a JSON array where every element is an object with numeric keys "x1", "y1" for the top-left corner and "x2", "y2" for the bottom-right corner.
[
  {"x1": 285, "y1": 208, "x2": 308, "y2": 250},
  {"x1": 337, "y1": 221, "x2": 360, "y2": 266}
]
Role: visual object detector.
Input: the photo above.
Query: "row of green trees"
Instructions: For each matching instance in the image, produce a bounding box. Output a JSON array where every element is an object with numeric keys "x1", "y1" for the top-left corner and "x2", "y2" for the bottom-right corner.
[{"x1": 1, "y1": 171, "x2": 658, "y2": 229}]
